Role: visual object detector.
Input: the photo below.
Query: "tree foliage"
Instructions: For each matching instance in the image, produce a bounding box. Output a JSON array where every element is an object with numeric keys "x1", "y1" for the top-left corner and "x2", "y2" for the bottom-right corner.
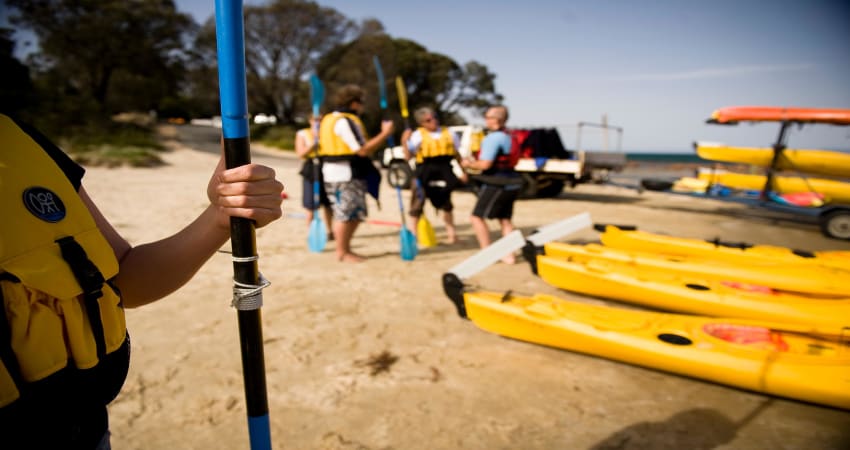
[
  {"x1": 6, "y1": 0, "x2": 502, "y2": 138},
  {"x1": 7, "y1": 0, "x2": 193, "y2": 122},
  {"x1": 316, "y1": 30, "x2": 503, "y2": 135},
  {"x1": 243, "y1": 0, "x2": 355, "y2": 124},
  {"x1": 0, "y1": 28, "x2": 34, "y2": 117}
]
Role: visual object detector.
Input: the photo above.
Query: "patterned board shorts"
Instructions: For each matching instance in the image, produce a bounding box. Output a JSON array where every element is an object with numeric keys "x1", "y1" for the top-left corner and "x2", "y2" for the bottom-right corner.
[{"x1": 324, "y1": 179, "x2": 368, "y2": 222}]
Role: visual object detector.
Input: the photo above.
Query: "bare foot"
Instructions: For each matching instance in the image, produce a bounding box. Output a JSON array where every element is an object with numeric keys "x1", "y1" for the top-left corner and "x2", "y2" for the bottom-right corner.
[
  {"x1": 501, "y1": 254, "x2": 516, "y2": 265},
  {"x1": 338, "y1": 252, "x2": 365, "y2": 263}
]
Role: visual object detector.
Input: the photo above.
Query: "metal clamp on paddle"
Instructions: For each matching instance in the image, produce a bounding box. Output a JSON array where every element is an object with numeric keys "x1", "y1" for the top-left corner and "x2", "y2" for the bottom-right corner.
[
  {"x1": 230, "y1": 254, "x2": 270, "y2": 311},
  {"x1": 232, "y1": 272, "x2": 270, "y2": 311}
]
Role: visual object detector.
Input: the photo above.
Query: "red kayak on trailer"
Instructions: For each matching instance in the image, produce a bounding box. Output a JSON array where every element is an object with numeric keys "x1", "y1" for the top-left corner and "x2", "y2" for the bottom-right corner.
[{"x1": 708, "y1": 106, "x2": 850, "y2": 125}]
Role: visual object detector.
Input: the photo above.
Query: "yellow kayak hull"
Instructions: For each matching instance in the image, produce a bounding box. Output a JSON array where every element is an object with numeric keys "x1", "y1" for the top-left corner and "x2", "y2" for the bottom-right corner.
[
  {"x1": 696, "y1": 171, "x2": 850, "y2": 203},
  {"x1": 543, "y1": 242, "x2": 850, "y2": 297},
  {"x1": 696, "y1": 143, "x2": 850, "y2": 179},
  {"x1": 464, "y1": 290, "x2": 850, "y2": 410},
  {"x1": 598, "y1": 226, "x2": 850, "y2": 271},
  {"x1": 536, "y1": 254, "x2": 850, "y2": 333}
]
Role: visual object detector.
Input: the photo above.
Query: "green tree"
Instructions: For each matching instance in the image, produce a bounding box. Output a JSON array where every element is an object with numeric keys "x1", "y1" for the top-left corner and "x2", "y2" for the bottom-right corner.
[
  {"x1": 317, "y1": 29, "x2": 503, "y2": 134},
  {"x1": 0, "y1": 27, "x2": 34, "y2": 117},
  {"x1": 243, "y1": 0, "x2": 355, "y2": 124},
  {"x1": 183, "y1": 17, "x2": 222, "y2": 118},
  {"x1": 7, "y1": 0, "x2": 194, "y2": 120}
]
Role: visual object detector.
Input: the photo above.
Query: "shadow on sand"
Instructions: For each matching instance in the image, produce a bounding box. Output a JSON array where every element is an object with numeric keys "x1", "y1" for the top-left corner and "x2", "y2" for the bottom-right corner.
[{"x1": 590, "y1": 400, "x2": 773, "y2": 450}]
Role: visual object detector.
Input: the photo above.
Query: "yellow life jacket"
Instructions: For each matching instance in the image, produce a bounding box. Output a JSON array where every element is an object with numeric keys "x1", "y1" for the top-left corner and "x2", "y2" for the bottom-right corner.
[
  {"x1": 0, "y1": 114, "x2": 127, "y2": 408},
  {"x1": 318, "y1": 112, "x2": 368, "y2": 159},
  {"x1": 415, "y1": 127, "x2": 456, "y2": 164}
]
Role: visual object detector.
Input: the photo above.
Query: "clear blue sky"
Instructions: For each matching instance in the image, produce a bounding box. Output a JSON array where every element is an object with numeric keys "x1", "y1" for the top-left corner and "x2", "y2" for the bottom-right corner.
[{"x1": 12, "y1": 0, "x2": 850, "y2": 152}]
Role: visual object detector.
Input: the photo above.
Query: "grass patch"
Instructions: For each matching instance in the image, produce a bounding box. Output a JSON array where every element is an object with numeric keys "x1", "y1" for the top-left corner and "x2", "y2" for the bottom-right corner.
[
  {"x1": 62, "y1": 121, "x2": 166, "y2": 167},
  {"x1": 71, "y1": 145, "x2": 165, "y2": 167},
  {"x1": 251, "y1": 123, "x2": 297, "y2": 151}
]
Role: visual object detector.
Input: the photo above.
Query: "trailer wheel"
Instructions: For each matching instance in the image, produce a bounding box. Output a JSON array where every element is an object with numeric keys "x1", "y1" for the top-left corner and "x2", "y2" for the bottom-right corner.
[
  {"x1": 640, "y1": 178, "x2": 674, "y2": 191},
  {"x1": 820, "y1": 210, "x2": 850, "y2": 240},
  {"x1": 519, "y1": 173, "x2": 538, "y2": 198},
  {"x1": 536, "y1": 179, "x2": 565, "y2": 198},
  {"x1": 387, "y1": 159, "x2": 412, "y2": 189}
]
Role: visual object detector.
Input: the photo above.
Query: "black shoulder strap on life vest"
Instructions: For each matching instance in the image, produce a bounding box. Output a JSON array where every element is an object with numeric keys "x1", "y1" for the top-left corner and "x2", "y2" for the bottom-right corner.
[{"x1": 56, "y1": 236, "x2": 107, "y2": 359}]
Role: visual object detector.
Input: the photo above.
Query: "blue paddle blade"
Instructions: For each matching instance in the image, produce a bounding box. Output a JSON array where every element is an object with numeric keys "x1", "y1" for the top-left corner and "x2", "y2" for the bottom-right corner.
[
  {"x1": 309, "y1": 74, "x2": 324, "y2": 117},
  {"x1": 308, "y1": 215, "x2": 327, "y2": 252},
  {"x1": 400, "y1": 227, "x2": 418, "y2": 261},
  {"x1": 372, "y1": 55, "x2": 388, "y2": 110}
]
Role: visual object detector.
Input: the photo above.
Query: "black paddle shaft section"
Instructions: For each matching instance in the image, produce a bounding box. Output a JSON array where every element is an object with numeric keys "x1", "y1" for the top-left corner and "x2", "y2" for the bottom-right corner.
[{"x1": 223, "y1": 136, "x2": 269, "y2": 418}]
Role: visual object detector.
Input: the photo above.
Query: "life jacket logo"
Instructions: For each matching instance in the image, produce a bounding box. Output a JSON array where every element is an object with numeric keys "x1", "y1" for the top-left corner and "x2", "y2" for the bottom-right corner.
[{"x1": 23, "y1": 187, "x2": 66, "y2": 222}]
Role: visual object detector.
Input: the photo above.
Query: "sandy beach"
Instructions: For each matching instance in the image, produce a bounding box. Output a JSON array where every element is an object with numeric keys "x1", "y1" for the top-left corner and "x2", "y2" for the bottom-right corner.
[{"x1": 83, "y1": 126, "x2": 850, "y2": 449}]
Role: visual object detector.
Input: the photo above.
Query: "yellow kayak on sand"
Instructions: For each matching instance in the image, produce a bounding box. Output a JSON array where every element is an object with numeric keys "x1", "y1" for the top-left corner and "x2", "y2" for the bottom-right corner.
[
  {"x1": 696, "y1": 142, "x2": 850, "y2": 179},
  {"x1": 535, "y1": 254, "x2": 850, "y2": 333},
  {"x1": 543, "y1": 242, "x2": 850, "y2": 297},
  {"x1": 696, "y1": 171, "x2": 850, "y2": 204},
  {"x1": 460, "y1": 290, "x2": 850, "y2": 410},
  {"x1": 598, "y1": 225, "x2": 850, "y2": 271}
]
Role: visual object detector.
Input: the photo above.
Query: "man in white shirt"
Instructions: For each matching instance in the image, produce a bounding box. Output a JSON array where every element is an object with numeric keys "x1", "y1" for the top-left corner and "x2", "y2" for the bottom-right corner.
[{"x1": 317, "y1": 84, "x2": 394, "y2": 262}]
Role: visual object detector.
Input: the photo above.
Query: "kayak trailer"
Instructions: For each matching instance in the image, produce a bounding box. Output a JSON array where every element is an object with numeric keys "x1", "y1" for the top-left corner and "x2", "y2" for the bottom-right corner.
[{"x1": 648, "y1": 106, "x2": 850, "y2": 240}]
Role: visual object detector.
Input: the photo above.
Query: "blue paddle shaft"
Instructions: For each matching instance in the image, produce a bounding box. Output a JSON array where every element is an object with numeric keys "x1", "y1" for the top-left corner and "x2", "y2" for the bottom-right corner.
[
  {"x1": 214, "y1": 2, "x2": 272, "y2": 448},
  {"x1": 310, "y1": 74, "x2": 324, "y2": 118},
  {"x1": 372, "y1": 56, "x2": 394, "y2": 146},
  {"x1": 215, "y1": 0, "x2": 249, "y2": 140}
]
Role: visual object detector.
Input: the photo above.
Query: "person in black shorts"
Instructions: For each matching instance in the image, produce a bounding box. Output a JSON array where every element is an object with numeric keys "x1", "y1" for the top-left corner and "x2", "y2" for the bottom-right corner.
[
  {"x1": 461, "y1": 105, "x2": 523, "y2": 263},
  {"x1": 401, "y1": 107, "x2": 468, "y2": 244}
]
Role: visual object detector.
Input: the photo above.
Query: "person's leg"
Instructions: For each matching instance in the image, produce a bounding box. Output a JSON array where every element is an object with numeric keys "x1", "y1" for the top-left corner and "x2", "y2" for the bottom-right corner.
[
  {"x1": 491, "y1": 187, "x2": 519, "y2": 263},
  {"x1": 430, "y1": 185, "x2": 456, "y2": 244},
  {"x1": 322, "y1": 206, "x2": 334, "y2": 239},
  {"x1": 499, "y1": 218, "x2": 515, "y2": 237},
  {"x1": 335, "y1": 219, "x2": 364, "y2": 262},
  {"x1": 471, "y1": 185, "x2": 501, "y2": 249},
  {"x1": 409, "y1": 214, "x2": 421, "y2": 238},
  {"x1": 442, "y1": 209, "x2": 457, "y2": 244},
  {"x1": 409, "y1": 179, "x2": 425, "y2": 236},
  {"x1": 319, "y1": 183, "x2": 334, "y2": 238},
  {"x1": 332, "y1": 179, "x2": 369, "y2": 262},
  {"x1": 498, "y1": 218, "x2": 516, "y2": 264},
  {"x1": 303, "y1": 176, "x2": 316, "y2": 228},
  {"x1": 470, "y1": 215, "x2": 490, "y2": 249}
]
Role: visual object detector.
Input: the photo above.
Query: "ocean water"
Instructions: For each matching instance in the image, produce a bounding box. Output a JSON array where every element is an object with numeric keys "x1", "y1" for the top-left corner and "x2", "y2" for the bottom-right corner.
[{"x1": 625, "y1": 152, "x2": 705, "y2": 163}]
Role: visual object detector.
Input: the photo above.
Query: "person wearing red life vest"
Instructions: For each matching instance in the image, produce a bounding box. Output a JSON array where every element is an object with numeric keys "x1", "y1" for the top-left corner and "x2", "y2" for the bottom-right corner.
[{"x1": 461, "y1": 105, "x2": 523, "y2": 263}]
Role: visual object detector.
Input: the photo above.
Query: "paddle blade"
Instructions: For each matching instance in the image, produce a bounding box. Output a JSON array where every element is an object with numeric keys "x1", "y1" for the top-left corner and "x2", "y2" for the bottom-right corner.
[
  {"x1": 372, "y1": 55, "x2": 388, "y2": 109},
  {"x1": 400, "y1": 228, "x2": 418, "y2": 261},
  {"x1": 417, "y1": 216, "x2": 437, "y2": 248},
  {"x1": 395, "y1": 76, "x2": 409, "y2": 119},
  {"x1": 309, "y1": 74, "x2": 324, "y2": 117},
  {"x1": 308, "y1": 216, "x2": 327, "y2": 253}
]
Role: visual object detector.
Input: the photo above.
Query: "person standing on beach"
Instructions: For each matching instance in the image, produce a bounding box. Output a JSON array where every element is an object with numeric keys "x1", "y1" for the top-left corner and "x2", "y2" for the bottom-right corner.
[
  {"x1": 295, "y1": 116, "x2": 333, "y2": 241},
  {"x1": 0, "y1": 113, "x2": 284, "y2": 448},
  {"x1": 400, "y1": 107, "x2": 468, "y2": 244},
  {"x1": 318, "y1": 84, "x2": 394, "y2": 263},
  {"x1": 461, "y1": 105, "x2": 523, "y2": 263}
]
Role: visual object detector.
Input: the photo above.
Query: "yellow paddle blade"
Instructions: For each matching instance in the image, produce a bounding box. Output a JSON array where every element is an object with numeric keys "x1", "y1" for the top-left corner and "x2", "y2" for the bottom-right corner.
[
  {"x1": 395, "y1": 76, "x2": 409, "y2": 119},
  {"x1": 417, "y1": 215, "x2": 437, "y2": 248}
]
